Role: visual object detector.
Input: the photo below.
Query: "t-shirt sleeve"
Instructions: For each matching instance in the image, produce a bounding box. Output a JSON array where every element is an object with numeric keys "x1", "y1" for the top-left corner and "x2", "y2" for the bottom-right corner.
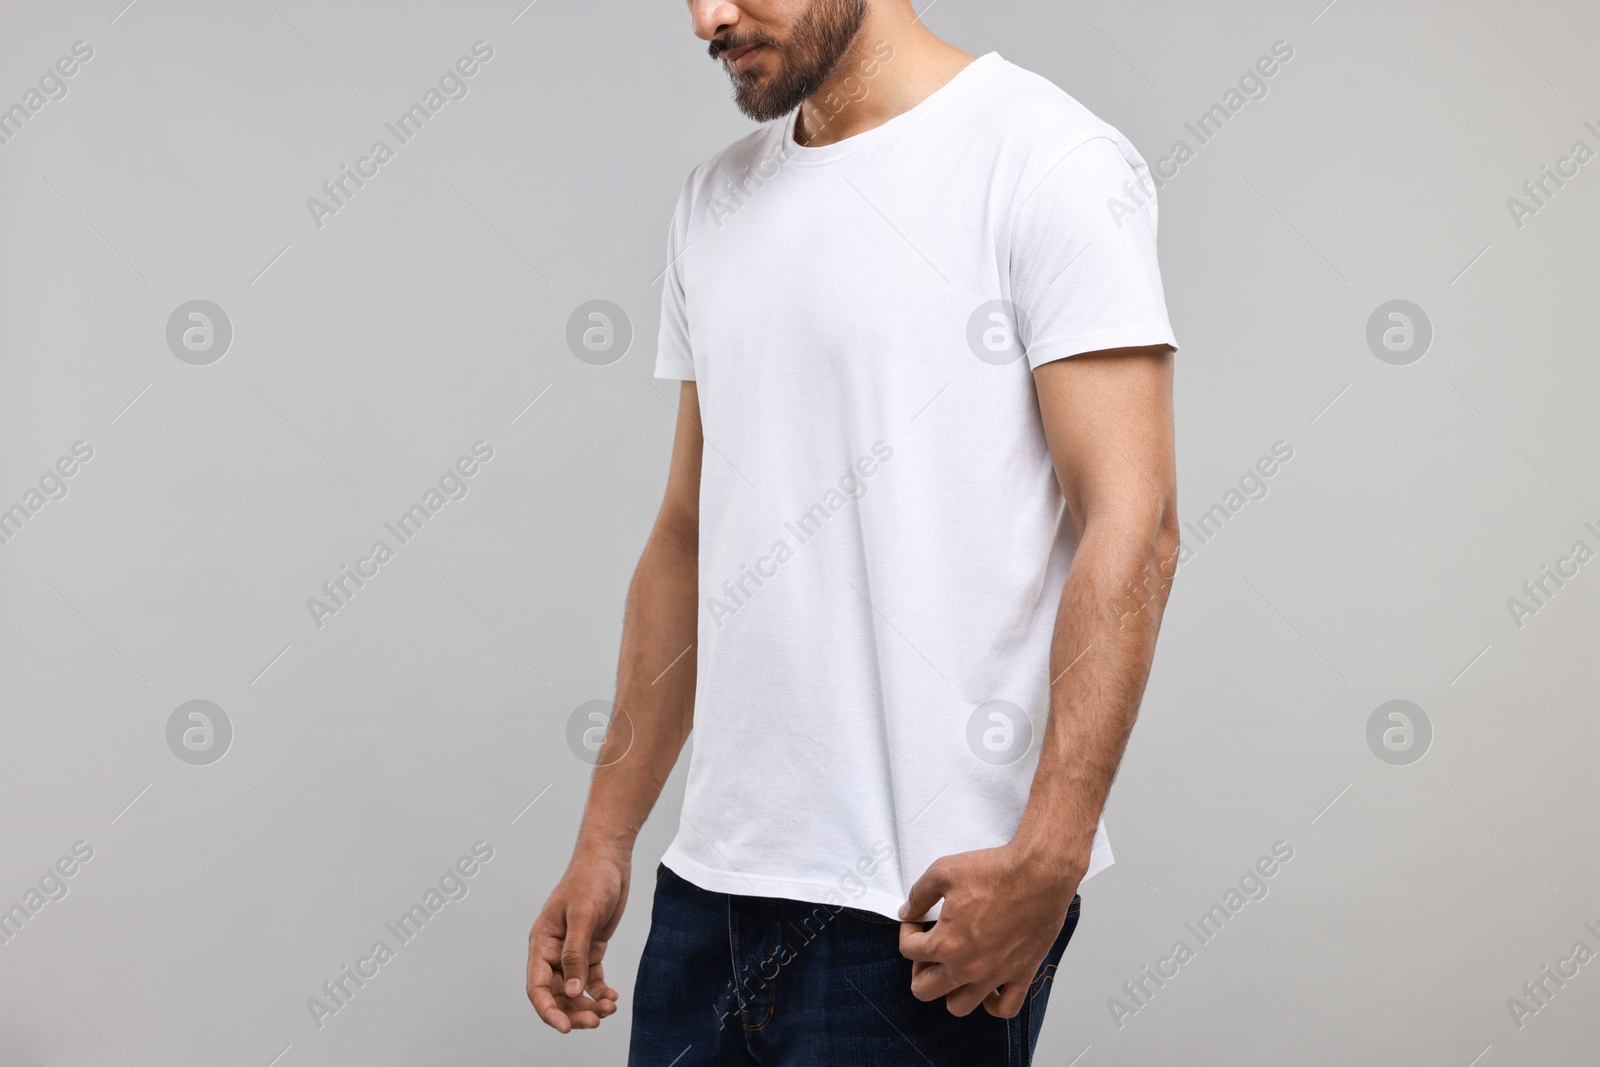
[
  {"x1": 1010, "y1": 135, "x2": 1178, "y2": 370},
  {"x1": 653, "y1": 177, "x2": 696, "y2": 381}
]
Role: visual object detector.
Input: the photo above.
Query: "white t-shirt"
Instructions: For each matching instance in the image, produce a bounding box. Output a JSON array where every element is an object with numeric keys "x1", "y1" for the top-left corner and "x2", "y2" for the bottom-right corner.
[{"x1": 653, "y1": 52, "x2": 1176, "y2": 920}]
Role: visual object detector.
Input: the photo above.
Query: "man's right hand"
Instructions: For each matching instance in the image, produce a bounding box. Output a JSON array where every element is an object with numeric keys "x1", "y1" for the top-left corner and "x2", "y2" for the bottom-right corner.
[
  {"x1": 526, "y1": 848, "x2": 630, "y2": 1033},
  {"x1": 524, "y1": 382, "x2": 701, "y2": 1031}
]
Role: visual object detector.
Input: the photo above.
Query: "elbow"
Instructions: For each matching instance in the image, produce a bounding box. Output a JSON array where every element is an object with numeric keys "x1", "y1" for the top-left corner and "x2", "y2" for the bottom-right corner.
[
  {"x1": 1079, "y1": 485, "x2": 1181, "y2": 595},
  {"x1": 1112, "y1": 485, "x2": 1180, "y2": 565},
  {"x1": 1126, "y1": 488, "x2": 1181, "y2": 601},
  {"x1": 653, "y1": 508, "x2": 699, "y2": 562},
  {"x1": 1149, "y1": 487, "x2": 1181, "y2": 606},
  {"x1": 1154, "y1": 493, "x2": 1181, "y2": 574}
]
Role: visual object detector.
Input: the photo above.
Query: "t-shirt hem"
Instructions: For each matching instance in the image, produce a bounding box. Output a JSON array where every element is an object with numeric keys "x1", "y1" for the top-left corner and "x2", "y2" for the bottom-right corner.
[
  {"x1": 661, "y1": 835, "x2": 1118, "y2": 922},
  {"x1": 1026, "y1": 325, "x2": 1178, "y2": 369},
  {"x1": 659, "y1": 842, "x2": 909, "y2": 917},
  {"x1": 653, "y1": 357, "x2": 696, "y2": 381},
  {"x1": 1086, "y1": 836, "x2": 1115, "y2": 885}
]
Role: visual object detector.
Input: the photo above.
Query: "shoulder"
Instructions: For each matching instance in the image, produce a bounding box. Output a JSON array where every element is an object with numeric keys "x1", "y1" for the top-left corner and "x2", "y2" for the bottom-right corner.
[
  {"x1": 672, "y1": 124, "x2": 789, "y2": 210},
  {"x1": 963, "y1": 57, "x2": 1146, "y2": 182}
]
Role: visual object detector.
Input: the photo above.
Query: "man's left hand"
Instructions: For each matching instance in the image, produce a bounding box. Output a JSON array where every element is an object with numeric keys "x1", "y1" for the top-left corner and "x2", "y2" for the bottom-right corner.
[{"x1": 898, "y1": 843, "x2": 1084, "y2": 1018}]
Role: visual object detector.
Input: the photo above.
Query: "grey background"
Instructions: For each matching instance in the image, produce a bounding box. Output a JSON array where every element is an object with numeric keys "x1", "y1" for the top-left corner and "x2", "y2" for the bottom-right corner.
[{"x1": 1, "y1": 0, "x2": 1594, "y2": 1064}]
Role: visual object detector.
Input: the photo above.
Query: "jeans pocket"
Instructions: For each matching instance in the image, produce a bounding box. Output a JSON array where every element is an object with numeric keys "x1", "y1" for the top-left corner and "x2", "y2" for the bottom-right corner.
[
  {"x1": 1028, "y1": 895, "x2": 1082, "y2": 1004},
  {"x1": 1015, "y1": 896, "x2": 1083, "y2": 1064}
]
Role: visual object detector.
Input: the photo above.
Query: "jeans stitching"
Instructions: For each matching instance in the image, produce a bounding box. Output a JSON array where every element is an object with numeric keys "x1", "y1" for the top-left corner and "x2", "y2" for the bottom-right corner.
[
  {"x1": 1029, "y1": 963, "x2": 1058, "y2": 1003},
  {"x1": 839, "y1": 906, "x2": 900, "y2": 926},
  {"x1": 741, "y1": 905, "x2": 780, "y2": 1032},
  {"x1": 1029, "y1": 898, "x2": 1081, "y2": 1004},
  {"x1": 725, "y1": 898, "x2": 744, "y2": 1030}
]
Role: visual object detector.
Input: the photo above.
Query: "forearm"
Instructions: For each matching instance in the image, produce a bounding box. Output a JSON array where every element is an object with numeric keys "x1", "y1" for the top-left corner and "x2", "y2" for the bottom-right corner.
[
  {"x1": 572, "y1": 522, "x2": 699, "y2": 861},
  {"x1": 1013, "y1": 510, "x2": 1178, "y2": 870}
]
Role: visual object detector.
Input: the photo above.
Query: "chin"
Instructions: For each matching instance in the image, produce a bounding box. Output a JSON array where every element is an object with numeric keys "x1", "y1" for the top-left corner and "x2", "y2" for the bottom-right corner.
[{"x1": 739, "y1": 55, "x2": 780, "y2": 85}]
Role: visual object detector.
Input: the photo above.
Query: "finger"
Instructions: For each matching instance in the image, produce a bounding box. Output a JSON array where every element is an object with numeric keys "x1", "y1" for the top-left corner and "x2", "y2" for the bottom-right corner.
[
  {"x1": 945, "y1": 981, "x2": 991, "y2": 1018},
  {"x1": 557, "y1": 990, "x2": 607, "y2": 1030},
  {"x1": 983, "y1": 980, "x2": 1028, "y2": 1020},
  {"x1": 587, "y1": 979, "x2": 619, "y2": 1006},
  {"x1": 527, "y1": 961, "x2": 572, "y2": 1033},
  {"x1": 530, "y1": 989, "x2": 571, "y2": 1032},
  {"x1": 586, "y1": 969, "x2": 619, "y2": 1015},
  {"x1": 553, "y1": 984, "x2": 611, "y2": 1030},
  {"x1": 899, "y1": 862, "x2": 952, "y2": 921},
  {"x1": 560, "y1": 910, "x2": 599, "y2": 999},
  {"x1": 584, "y1": 938, "x2": 619, "y2": 1001},
  {"x1": 565, "y1": 1000, "x2": 603, "y2": 1030},
  {"x1": 909, "y1": 960, "x2": 963, "y2": 1003},
  {"x1": 526, "y1": 942, "x2": 564, "y2": 1021},
  {"x1": 528, "y1": 919, "x2": 575, "y2": 1030},
  {"x1": 898, "y1": 922, "x2": 942, "y2": 962},
  {"x1": 525, "y1": 937, "x2": 548, "y2": 998}
]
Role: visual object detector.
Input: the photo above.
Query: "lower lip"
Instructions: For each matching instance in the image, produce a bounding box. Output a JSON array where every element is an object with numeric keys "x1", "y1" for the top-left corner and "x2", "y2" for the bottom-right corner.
[{"x1": 728, "y1": 45, "x2": 767, "y2": 75}]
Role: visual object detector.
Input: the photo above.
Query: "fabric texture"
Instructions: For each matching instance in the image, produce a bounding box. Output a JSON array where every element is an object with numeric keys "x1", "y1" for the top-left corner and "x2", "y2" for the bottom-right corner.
[
  {"x1": 653, "y1": 51, "x2": 1176, "y2": 920},
  {"x1": 627, "y1": 865, "x2": 1082, "y2": 1067}
]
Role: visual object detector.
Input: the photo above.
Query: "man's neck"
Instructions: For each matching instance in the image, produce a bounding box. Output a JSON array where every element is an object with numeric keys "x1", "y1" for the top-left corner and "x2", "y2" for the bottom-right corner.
[{"x1": 792, "y1": 11, "x2": 976, "y2": 148}]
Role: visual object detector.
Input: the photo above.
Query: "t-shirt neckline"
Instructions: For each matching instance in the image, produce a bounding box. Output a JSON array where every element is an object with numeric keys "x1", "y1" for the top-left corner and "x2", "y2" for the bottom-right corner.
[{"x1": 779, "y1": 51, "x2": 1002, "y2": 165}]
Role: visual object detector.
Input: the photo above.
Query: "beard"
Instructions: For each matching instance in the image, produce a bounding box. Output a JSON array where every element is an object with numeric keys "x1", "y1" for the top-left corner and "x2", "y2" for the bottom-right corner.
[{"x1": 710, "y1": 0, "x2": 868, "y2": 123}]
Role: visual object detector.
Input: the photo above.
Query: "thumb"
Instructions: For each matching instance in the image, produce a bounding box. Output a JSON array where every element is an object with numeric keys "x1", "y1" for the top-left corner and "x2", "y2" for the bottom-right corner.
[
  {"x1": 560, "y1": 908, "x2": 598, "y2": 998},
  {"x1": 899, "y1": 861, "x2": 951, "y2": 921}
]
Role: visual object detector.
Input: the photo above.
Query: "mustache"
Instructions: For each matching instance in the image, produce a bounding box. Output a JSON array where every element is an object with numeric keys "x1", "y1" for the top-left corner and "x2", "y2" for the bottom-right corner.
[{"x1": 708, "y1": 33, "x2": 779, "y2": 60}]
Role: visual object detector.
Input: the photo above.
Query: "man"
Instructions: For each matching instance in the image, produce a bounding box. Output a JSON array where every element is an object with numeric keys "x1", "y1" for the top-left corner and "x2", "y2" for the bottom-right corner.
[{"x1": 527, "y1": 1, "x2": 1179, "y2": 1063}]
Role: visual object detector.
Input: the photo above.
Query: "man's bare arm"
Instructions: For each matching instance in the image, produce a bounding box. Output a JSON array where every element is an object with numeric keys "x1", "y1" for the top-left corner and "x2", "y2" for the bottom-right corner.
[
  {"x1": 1013, "y1": 346, "x2": 1179, "y2": 886},
  {"x1": 527, "y1": 380, "x2": 702, "y2": 1033},
  {"x1": 575, "y1": 381, "x2": 703, "y2": 855},
  {"x1": 900, "y1": 346, "x2": 1178, "y2": 1019}
]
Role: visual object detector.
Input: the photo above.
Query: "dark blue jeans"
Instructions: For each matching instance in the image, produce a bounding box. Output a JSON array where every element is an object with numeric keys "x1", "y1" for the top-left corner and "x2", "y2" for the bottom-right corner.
[{"x1": 628, "y1": 865, "x2": 1082, "y2": 1067}]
